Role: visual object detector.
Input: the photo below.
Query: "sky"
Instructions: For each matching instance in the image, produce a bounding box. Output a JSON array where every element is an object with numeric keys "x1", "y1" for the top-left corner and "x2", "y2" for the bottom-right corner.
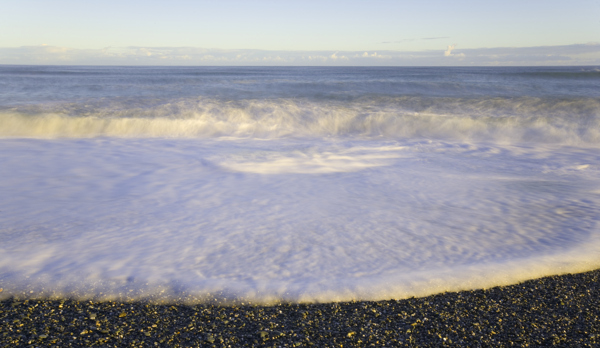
[{"x1": 1, "y1": 0, "x2": 599, "y2": 65}]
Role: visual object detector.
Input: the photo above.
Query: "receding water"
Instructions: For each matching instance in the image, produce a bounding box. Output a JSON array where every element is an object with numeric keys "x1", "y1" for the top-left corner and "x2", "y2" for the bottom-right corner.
[{"x1": 0, "y1": 66, "x2": 599, "y2": 303}]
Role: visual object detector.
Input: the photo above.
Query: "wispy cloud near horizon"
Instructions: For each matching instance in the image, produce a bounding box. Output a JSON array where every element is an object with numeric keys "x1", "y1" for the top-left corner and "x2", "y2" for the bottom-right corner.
[
  {"x1": 0, "y1": 43, "x2": 599, "y2": 66},
  {"x1": 444, "y1": 44, "x2": 466, "y2": 59}
]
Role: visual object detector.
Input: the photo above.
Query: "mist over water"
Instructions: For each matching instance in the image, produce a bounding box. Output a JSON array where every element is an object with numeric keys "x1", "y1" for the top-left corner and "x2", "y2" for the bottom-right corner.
[{"x1": 1, "y1": 66, "x2": 599, "y2": 303}]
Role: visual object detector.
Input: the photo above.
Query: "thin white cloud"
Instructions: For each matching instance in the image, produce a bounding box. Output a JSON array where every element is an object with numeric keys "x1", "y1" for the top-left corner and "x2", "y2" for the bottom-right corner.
[
  {"x1": 329, "y1": 52, "x2": 348, "y2": 61},
  {"x1": 444, "y1": 44, "x2": 466, "y2": 60},
  {"x1": 0, "y1": 44, "x2": 599, "y2": 66},
  {"x1": 359, "y1": 52, "x2": 391, "y2": 59}
]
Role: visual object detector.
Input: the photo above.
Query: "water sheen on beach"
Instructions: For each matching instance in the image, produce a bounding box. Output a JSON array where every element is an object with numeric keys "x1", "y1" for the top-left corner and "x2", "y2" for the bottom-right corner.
[{"x1": 1, "y1": 66, "x2": 599, "y2": 303}]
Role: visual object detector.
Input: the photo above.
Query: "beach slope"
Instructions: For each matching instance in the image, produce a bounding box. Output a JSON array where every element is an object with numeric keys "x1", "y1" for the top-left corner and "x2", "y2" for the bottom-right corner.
[{"x1": 1, "y1": 269, "x2": 599, "y2": 347}]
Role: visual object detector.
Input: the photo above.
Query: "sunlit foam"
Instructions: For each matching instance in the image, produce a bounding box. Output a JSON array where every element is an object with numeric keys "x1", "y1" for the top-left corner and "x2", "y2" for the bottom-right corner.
[
  {"x1": 1, "y1": 96, "x2": 599, "y2": 145},
  {"x1": 214, "y1": 146, "x2": 407, "y2": 174},
  {"x1": 0, "y1": 138, "x2": 599, "y2": 303}
]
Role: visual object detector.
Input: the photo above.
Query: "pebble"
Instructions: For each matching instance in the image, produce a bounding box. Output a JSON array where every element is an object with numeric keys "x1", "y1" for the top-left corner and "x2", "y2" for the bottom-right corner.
[{"x1": 1, "y1": 269, "x2": 599, "y2": 346}]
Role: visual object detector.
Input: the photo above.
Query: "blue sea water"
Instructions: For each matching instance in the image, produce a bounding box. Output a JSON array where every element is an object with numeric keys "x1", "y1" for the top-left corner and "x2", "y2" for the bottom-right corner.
[{"x1": 0, "y1": 66, "x2": 599, "y2": 303}]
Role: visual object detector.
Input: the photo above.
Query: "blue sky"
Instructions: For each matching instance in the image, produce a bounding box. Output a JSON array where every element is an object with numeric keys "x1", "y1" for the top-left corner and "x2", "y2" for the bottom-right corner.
[{"x1": 1, "y1": 0, "x2": 599, "y2": 65}]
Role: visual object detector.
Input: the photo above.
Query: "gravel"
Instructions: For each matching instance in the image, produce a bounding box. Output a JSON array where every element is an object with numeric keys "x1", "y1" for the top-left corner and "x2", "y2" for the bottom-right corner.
[{"x1": 1, "y1": 269, "x2": 599, "y2": 347}]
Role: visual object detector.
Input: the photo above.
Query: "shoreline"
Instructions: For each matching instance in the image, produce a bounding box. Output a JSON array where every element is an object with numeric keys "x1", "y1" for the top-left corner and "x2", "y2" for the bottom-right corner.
[{"x1": 2, "y1": 269, "x2": 599, "y2": 346}]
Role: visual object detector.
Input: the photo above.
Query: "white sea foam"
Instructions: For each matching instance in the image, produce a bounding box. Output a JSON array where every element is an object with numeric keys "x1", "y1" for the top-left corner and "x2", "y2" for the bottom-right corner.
[
  {"x1": 1, "y1": 67, "x2": 599, "y2": 304},
  {"x1": 0, "y1": 138, "x2": 598, "y2": 303},
  {"x1": 215, "y1": 146, "x2": 407, "y2": 174},
  {"x1": 1, "y1": 96, "x2": 599, "y2": 144}
]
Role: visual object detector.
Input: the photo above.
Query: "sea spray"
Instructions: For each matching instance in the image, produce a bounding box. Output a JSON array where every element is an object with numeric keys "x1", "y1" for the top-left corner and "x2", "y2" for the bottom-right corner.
[{"x1": 1, "y1": 96, "x2": 599, "y2": 144}]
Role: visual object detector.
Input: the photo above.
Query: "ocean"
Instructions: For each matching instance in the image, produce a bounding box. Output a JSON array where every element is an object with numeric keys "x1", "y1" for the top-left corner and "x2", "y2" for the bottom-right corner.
[{"x1": 0, "y1": 66, "x2": 599, "y2": 304}]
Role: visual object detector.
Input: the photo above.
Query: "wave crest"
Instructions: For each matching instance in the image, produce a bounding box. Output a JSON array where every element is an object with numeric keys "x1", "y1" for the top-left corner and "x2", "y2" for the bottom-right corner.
[{"x1": 2, "y1": 97, "x2": 599, "y2": 144}]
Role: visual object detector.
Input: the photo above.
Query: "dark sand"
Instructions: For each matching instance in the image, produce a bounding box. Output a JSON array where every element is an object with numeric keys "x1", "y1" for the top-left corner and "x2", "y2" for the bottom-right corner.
[{"x1": 1, "y1": 269, "x2": 599, "y2": 347}]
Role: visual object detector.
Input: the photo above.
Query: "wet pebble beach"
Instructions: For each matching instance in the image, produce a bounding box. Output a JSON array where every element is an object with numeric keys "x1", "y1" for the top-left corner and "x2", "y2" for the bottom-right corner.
[{"x1": 1, "y1": 269, "x2": 599, "y2": 347}]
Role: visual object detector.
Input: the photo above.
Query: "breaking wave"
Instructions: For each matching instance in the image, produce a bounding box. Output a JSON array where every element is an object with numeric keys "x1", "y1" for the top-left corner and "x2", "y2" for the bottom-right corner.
[{"x1": 1, "y1": 96, "x2": 599, "y2": 144}]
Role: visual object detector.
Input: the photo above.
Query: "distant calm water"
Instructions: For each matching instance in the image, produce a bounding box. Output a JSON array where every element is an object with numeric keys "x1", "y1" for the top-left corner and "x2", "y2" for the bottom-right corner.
[{"x1": 1, "y1": 66, "x2": 599, "y2": 303}]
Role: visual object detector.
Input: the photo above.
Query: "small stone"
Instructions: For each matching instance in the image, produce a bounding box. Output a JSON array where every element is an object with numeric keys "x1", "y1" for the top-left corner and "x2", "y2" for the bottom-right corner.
[
  {"x1": 119, "y1": 312, "x2": 127, "y2": 318},
  {"x1": 347, "y1": 331, "x2": 356, "y2": 337},
  {"x1": 259, "y1": 331, "x2": 269, "y2": 339},
  {"x1": 206, "y1": 334, "x2": 215, "y2": 343},
  {"x1": 89, "y1": 313, "x2": 96, "y2": 320},
  {"x1": 39, "y1": 334, "x2": 48, "y2": 339}
]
